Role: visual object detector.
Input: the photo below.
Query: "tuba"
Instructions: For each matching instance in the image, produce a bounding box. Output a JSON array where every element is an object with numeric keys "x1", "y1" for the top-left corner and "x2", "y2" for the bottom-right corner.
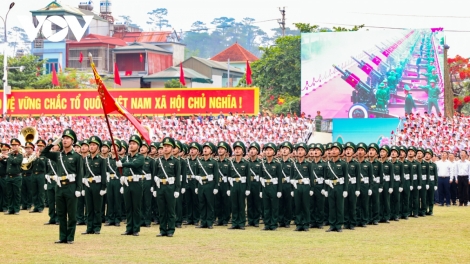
[{"x1": 18, "y1": 127, "x2": 39, "y2": 170}]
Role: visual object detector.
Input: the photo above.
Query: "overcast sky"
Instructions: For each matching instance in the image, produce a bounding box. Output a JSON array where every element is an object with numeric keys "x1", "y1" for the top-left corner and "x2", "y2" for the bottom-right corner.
[{"x1": 1, "y1": 0, "x2": 469, "y2": 56}]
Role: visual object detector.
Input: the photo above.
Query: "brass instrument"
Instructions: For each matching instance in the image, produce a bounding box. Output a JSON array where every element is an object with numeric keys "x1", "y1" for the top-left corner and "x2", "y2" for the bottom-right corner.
[
  {"x1": 18, "y1": 126, "x2": 39, "y2": 170},
  {"x1": 21, "y1": 153, "x2": 37, "y2": 170}
]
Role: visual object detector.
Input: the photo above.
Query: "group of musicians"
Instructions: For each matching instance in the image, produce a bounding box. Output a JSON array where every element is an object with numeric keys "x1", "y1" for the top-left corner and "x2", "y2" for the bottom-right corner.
[{"x1": 0, "y1": 128, "x2": 438, "y2": 244}]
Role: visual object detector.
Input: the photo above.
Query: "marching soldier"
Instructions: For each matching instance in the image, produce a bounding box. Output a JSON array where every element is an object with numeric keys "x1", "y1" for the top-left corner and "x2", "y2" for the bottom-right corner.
[
  {"x1": 343, "y1": 142, "x2": 360, "y2": 230},
  {"x1": 99, "y1": 141, "x2": 110, "y2": 224},
  {"x1": 324, "y1": 142, "x2": 348, "y2": 232},
  {"x1": 119, "y1": 141, "x2": 128, "y2": 223},
  {"x1": 278, "y1": 142, "x2": 293, "y2": 228},
  {"x1": 44, "y1": 143, "x2": 60, "y2": 225},
  {"x1": 172, "y1": 140, "x2": 184, "y2": 228},
  {"x1": 154, "y1": 137, "x2": 181, "y2": 237},
  {"x1": 247, "y1": 142, "x2": 262, "y2": 227},
  {"x1": 310, "y1": 143, "x2": 327, "y2": 229},
  {"x1": 77, "y1": 139, "x2": 89, "y2": 226},
  {"x1": 140, "y1": 141, "x2": 154, "y2": 228},
  {"x1": 390, "y1": 146, "x2": 404, "y2": 221},
  {"x1": 368, "y1": 143, "x2": 383, "y2": 225},
  {"x1": 259, "y1": 143, "x2": 282, "y2": 231},
  {"x1": 416, "y1": 148, "x2": 430, "y2": 217},
  {"x1": 291, "y1": 143, "x2": 313, "y2": 231},
  {"x1": 379, "y1": 145, "x2": 394, "y2": 223},
  {"x1": 407, "y1": 146, "x2": 422, "y2": 218},
  {"x1": 355, "y1": 143, "x2": 373, "y2": 227},
  {"x1": 195, "y1": 142, "x2": 219, "y2": 229},
  {"x1": 184, "y1": 142, "x2": 200, "y2": 225},
  {"x1": 81, "y1": 136, "x2": 107, "y2": 235},
  {"x1": 0, "y1": 143, "x2": 10, "y2": 213},
  {"x1": 399, "y1": 146, "x2": 412, "y2": 220},
  {"x1": 117, "y1": 135, "x2": 144, "y2": 236},
  {"x1": 3, "y1": 138, "x2": 23, "y2": 215},
  {"x1": 425, "y1": 148, "x2": 438, "y2": 215},
  {"x1": 28, "y1": 141, "x2": 46, "y2": 213},
  {"x1": 216, "y1": 141, "x2": 231, "y2": 226},
  {"x1": 103, "y1": 140, "x2": 122, "y2": 227},
  {"x1": 42, "y1": 129, "x2": 84, "y2": 244},
  {"x1": 21, "y1": 142, "x2": 34, "y2": 211},
  {"x1": 227, "y1": 141, "x2": 251, "y2": 230}
]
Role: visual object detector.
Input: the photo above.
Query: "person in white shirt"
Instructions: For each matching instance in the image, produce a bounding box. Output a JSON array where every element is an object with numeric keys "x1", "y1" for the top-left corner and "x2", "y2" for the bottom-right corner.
[
  {"x1": 456, "y1": 150, "x2": 470, "y2": 206},
  {"x1": 448, "y1": 153, "x2": 458, "y2": 205},
  {"x1": 436, "y1": 152, "x2": 452, "y2": 206}
]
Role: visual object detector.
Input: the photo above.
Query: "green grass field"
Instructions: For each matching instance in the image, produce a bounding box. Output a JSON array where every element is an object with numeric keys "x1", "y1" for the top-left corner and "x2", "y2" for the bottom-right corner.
[{"x1": 1, "y1": 206, "x2": 469, "y2": 263}]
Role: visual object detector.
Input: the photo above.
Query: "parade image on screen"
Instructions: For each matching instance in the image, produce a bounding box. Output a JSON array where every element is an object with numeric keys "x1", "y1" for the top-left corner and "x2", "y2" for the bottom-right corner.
[{"x1": 301, "y1": 28, "x2": 445, "y2": 118}]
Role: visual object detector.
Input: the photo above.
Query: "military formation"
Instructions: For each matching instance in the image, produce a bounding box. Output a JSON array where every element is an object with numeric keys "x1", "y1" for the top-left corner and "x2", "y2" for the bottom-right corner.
[{"x1": 0, "y1": 128, "x2": 439, "y2": 243}]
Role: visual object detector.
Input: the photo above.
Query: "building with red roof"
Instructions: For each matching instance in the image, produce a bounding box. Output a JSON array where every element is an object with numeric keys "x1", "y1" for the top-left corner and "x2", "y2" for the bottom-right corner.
[{"x1": 210, "y1": 43, "x2": 259, "y2": 71}]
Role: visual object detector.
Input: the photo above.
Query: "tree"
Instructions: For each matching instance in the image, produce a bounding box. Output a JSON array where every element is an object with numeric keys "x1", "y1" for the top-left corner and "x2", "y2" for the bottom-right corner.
[
  {"x1": 8, "y1": 26, "x2": 30, "y2": 54},
  {"x1": 147, "y1": 8, "x2": 172, "y2": 31},
  {"x1": 164, "y1": 79, "x2": 186, "y2": 88},
  {"x1": 30, "y1": 68, "x2": 92, "y2": 89},
  {"x1": 448, "y1": 55, "x2": 470, "y2": 96},
  {"x1": 0, "y1": 54, "x2": 43, "y2": 89},
  {"x1": 119, "y1": 15, "x2": 133, "y2": 25}
]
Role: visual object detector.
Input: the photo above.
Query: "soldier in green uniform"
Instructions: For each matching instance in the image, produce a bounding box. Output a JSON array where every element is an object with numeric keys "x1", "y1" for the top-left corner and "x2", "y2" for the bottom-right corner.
[
  {"x1": 154, "y1": 137, "x2": 181, "y2": 237},
  {"x1": 99, "y1": 142, "x2": 110, "y2": 224},
  {"x1": 404, "y1": 85, "x2": 417, "y2": 115},
  {"x1": 425, "y1": 148, "x2": 438, "y2": 215},
  {"x1": 29, "y1": 140, "x2": 47, "y2": 213},
  {"x1": 259, "y1": 143, "x2": 282, "y2": 231},
  {"x1": 118, "y1": 141, "x2": 128, "y2": 223},
  {"x1": 315, "y1": 111, "x2": 323, "y2": 132},
  {"x1": 183, "y1": 142, "x2": 200, "y2": 225},
  {"x1": 216, "y1": 141, "x2": 231, "y2": 226},
  {"x1": 149, "y1": 142, "x2": 159, "y2": 225},
  {"x1": 416, "y1": 147, "x2": 430, "y2": 217},
  {"x1": 0, "y1": 144, "x2": 10, "y2": 213},
  {"x1": 42, "y1": 129, "x2": 84, "y2": 244},
  {"x1": 195, "y1": 142, "x2": 219, "y2": 229},
  {"x1": 21, "y1": 142, "x2": 34, "y2": 211},
  {"x1": 368, "y1": 143, "x2": 383, "y2": 225},
  {"x1": 171, "y1": 140, "x2": 184, "y2": 228},
  {"x1": 247, "y1": 142, "x2": 262, "y2": 227},
  {"x1": 343, "y1": 142, "x2": 360, "y2": 230},
  {"x1": 2, "y1": 139, "x2": 23, "y2": 215},
  {"x1": 103, "y1": 140, "x2": 122, "y2": 227},
  {"x1": 291, "y1": 143, "x2": 313, "y2": 231},
  {"x1": 227, "y1": 141, "x2": 251, "y2": 230},
  {"x1": 375, "y1": 83, "x2": 388, "y2": 109},
  {"x1": 407, "y1": 146, "x2": 422, "y2": 218},
  {"x1": 117, "y1": 135, "x2": 145, "y2": 236},
  {"x1": 310, "y1": 143, "x2": 327, "y2": 229},
  {"x1": 400, "y1": 146, "x2": 412, "y2": 219},
  {"x1": 278, "y1": 142, "x2": 293, "y2": 228},
  {"x1": 419, "y1": 81, "x2": 441, "y2": 115},
  {"x1": 81, "y1": 136, "x2": 107, "y2": 235},
  {"x1": 77, "y1": 139, "x2": 89, "y2": 225},
  {"x1": 355, "y1": 143, "x2": 373, "y2": 227},
  {"x1": 379, "y1": 145, "x2": 394, "y2": 223},
  {"x1": 324, "y1": 142, "x2": 348, "y2": 232},
  {"x1": 44, "y1": 143, "x2": 60, "y2": 225},
  {"x1": 139, "y1": 141, "x2": 154, "y2": 228},
  {"x1": 390, "y1": 146, "x2": 404, "y2": 221}
]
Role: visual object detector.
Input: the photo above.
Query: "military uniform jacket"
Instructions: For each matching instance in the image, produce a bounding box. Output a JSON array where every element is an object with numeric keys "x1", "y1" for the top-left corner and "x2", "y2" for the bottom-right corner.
[
  {"x1": 381, "y1": 160, "x2": 394, "y2": 186},
  {"x1": 227, "y1": 158, "x2": 251, "y2": 190},
  {"x1": 311, "y1": 159, "x2": 328, "y2": 187},
  {"x1": 45, "y1": 158, "x2": 58, "y2": 189},
  {"x1": 142, "y1": 156, "x2": 155, "y2": 182},
  {"x1": 390, "y1": 159, "x2": 404, "y2": 188},
  {"x1": 370, "y1": 159, "x2": 384, "y2": 189},
  {"x1": 0, "y1": 157, "x2": 7, "y2": 176},
  {"x1": 418, "y1": 160, "x2": 430, "y2": 186},
  {"x1": 120, "y1": 153, "x2": 145, "y2": 178},
  {"x1": 427, "y1": 161, "x2": 438, "y2": 186},
  {"x1": 106, "y1": 156, "x2": 121, "y2": 177},
  {"x1": 42, "y1": 144, "x2": 84, "y2": 192},
  {"x1": 179, "y1": 158, "x2": 187, "y2": 189},
  {"x1": 196, "y1": 157, "x2": 220, "y2": 188},
  {"x1": 85, "y1": 154, "x2": 107, "y2": 191},
  {"x1": 154, "y1": 156, "x2": 181, "y2": 192},
  {"x1": 249, "y1": 158, "x2": 262, "y2": 183},
  {"x1": 407, "y1": 160, "x2": 422, "y2": 187},
  {"x1": 291, "y1": 159, "x2": 314, "y2": 191},
  {"x1": 218, "y1": 158, "x2": 230, "y2": 184},
  {"x1": 324, "y1": 158, "x2": 348, "y2": 191},
  {"x1": 346, "y1": 159, "x2": 360, "y2": 191},
  {"x1": 21, "y1": 154, "x2": 33, "y2": 175},
  {"x1": 357, "y1": 159, "x2": 373, "y2": 186},
  {"x1": 32, "y1": 155, "x2": 47, "y2": 175},
  {"x1": 260, "y1": 159, "x2": 282, "y2": 193},
  {"x1": 279, "y1": 158, "x2": 293, "y2": 183},
  {"x1": 185, "y1": 157, "x2": 199, "y2": 184}
]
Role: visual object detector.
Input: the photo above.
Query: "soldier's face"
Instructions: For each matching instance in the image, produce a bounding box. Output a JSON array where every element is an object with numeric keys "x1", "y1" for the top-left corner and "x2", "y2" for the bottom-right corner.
[
  {"x1": 218, "y1": 147, "x2": 226, "y2": 156},
  {"x1": 163, "y1": 145, "x2": 172, "y2": 155},
  {"x1": 119, "y1": 148, "x2": 126, "y2": 155},
  {"x1": 51, "y1": 145, "x2": 60, "y2": 152},
  {"x1": 140, "y1": 146, "x2": 149, "y2": 154},
  {"x1": 172, "y1": 148, "x2": 180, "y2": 156},
  {"x1": 265, "y1": 148, "x2": 274, "y2": 157},
  {"x1": 313, "y1": 149, "x2": 322, "y2": 157},
  {"x1": 308, "y1": 149, "x2": 314, "y2": 157},
  {"x1": 62, "y1": 137, "x2": 72, "y2": 149},
  {"x1": 281, "y1": 147, "x2": 290, "y2": 156},
  {"x1": 330, "y1": 147, "x2": 340, "y2": 157},
  {"x1": 128, "y1": 142, "x2": 139, "y2": 152},
  {"x1": 416, "y1": 152, "x2": 424, "y2": 159},
  {"x1": 380, "y1": 150, "x2": 387, "y2": 158},
  {"x1": 399, "y1": 151, "x2": 406, "y2": 158},
  {"x1": 81, "y1": 145, "x2": 89, "y2": 153},
  {"x1": 425, "y1": 153, "x2": 431, "y2": 160},
  {"x1": 297, "y1": 148, "x2": 306, "y2": 157},
  {"x1": 345, "y1": 148, "x2": 353, "y2": 157},
  {"x1": 407, "y1": 151, "x2": 415, "y2": 158},
  {"x1": 368, "y1": 149, "x2": 377, "y2": 157},
  {"x1": 150, "y1": 147, "x2": 157, "y2": 155},
  {"x1": 391, "y1": 151, "x2": 398, "y2": 158},
  {"x1": 74, "y1": 146, "x2": 81, "y2": 152},
  {"x1": 25, "y1": 147, "x2": 33, "y2": 155},
  {"x1": 89, "y1": 143, "x2": 99, "y2": 154},
  {"x1": 249, "y1": 148, "x2": 258, "y2": 157},
  {"x1": 234, "y1": 147, "x2": 243, "y2": 156},
  {"x1": 203, "y1": 146, "x2": 212, "y2": 155},
  {"x1": 356, "y1": 148, "x2": 366, "y2": 158},
  {"x1": 158, "y1": 148, "x2": 163, "y2": 156},
  {"x1": 37, "y1": 145, "x2": 45, "y2": 153}
]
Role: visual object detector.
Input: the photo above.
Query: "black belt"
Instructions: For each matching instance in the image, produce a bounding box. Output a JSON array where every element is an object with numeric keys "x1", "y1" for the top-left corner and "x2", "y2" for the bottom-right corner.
[
  {"x1": 23, "y1": 173, "x2": 32, "y2": 177},
  {"x1": 8, "y1": 174, "x2": 21, "y2": 178},
  {"x1": 33, "y1": 172, "x2": 45, "y2": 175}
]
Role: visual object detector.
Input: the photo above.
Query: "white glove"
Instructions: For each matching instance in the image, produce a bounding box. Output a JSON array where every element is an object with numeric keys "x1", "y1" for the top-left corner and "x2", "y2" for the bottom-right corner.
[
  {"x1": 399, "y1": 187, "x2": 403, "y2": 193},
  {"x1": 388, "y1": 188, "x2": 393, "y2": 194},
  {"x1": 355, "y1": 191, "x2": 360, "y2": 197},
  {"x1": 44, "y1": 184, "x2": 47, "y2": 190},
  {"x1": 309, "y1": 191, "x2": 314, "y2": 196},
  {"x1": 174, "y1": 192, "x2": 180, "y2": 199},
  {"x1": 324, "y1": 191, "x2": 328, "y2": 198},
  {"x1": 52, "y1": 137, "x2": 62, "y2": 146},
  {"x1": 195, "y1": 188, "x2": 198, "y2": 195},
  {"x1": 291, "y1": 191, "x2": 294, "y2": 197},
  {"x1": 120, "y1": 176, "x2": 125, "y2": 185},
  {"x1": 321, "y1": 189, "x2": 325, "y2": 196},
  {"x1": 151, "y1": 187, "x2": 154, "y2": 193},
  {"x1": 153, "y1": 191, "x2": 157, "y2": 197},
  {"x1": 213, "y1": 189, "x2": 218, "y2": 195},
  {"x1": 22, "y1": 158, "x2": 28, "y2": 164},
  {"x1": 410, "y1": 186, "x2": 414, "y2": 191},
  {"x1": 227, "y1": 190, "x2": 230, "y2": 196},
  {"x1": 417, "y1": 186, "x2": 422, "y2": 190},
  {"x1": 426, "y1": 185, "x2": 429, "y2": 190},
  {"x1": 379, "y1": 188, "x2": 383, "y2": 193},
  {"x1": 100, "y1": 190, "x2": 106, "y2": 196},
  {"x1": 245, "y1": 190, "x2": 250, "y2": 196},
  {"x1": 368, "y1": 189, "x2": 372, "y2": 196},
  {"x1": 120, "y1": 187, "x2": 124, "y2": 194},
  {"x1": 343, "y1": 191, "x2": 348, "y2": 198},
  {"x1": 325, "y1": 179, "x2": 331, "y2": 185},
  {"x1": 83, "y1": 178, "x2": 90, "y2": 188},
  {"x1": 75, "y1": 191, "x2": 81, "y2": 197},
  {"x1": 81, "y1": 190, "x2": 85, "y2": 196},
  {"x1": 434, "y1": 186, "x2": 437, "y2": 191},
  {"x1": 277, "y1": 192, "x2": 282, "y2": 198},
  {"x1": 259, "y1": 192, "x2": 263, "y2": 198},
  {"x1": 181, "y1": 188, "x2": 186, "y2": 194},
  {"x1": 116, "y1": 160, "x2": 122, "y2": 168}
]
